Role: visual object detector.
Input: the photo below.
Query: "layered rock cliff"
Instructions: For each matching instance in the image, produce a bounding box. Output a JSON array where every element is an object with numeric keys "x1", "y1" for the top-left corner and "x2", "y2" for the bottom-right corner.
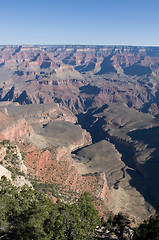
[
  {"x1": 1, "y1": 45, "x2": 159, "y2": 115},
  {"x1": 1, "y1": 45, "x2": 159, "y2": 222},
  {"x1": 0, "y1": 104, "x2": 110, "y2": 218}
]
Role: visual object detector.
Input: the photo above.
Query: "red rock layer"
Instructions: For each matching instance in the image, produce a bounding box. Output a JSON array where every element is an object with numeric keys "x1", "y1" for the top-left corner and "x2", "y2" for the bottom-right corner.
[
  {"x1": 19, "y1": 142, "x2": 109, "y2": 204},
  {"x1": 0, "y1": 111, "x2": 32, "y2": 142}
]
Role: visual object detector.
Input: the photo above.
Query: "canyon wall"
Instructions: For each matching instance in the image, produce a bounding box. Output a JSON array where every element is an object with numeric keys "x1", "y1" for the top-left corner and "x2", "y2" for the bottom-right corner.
[{"x1": 0, "y1": 45, "x2": 159, "y2": 115}]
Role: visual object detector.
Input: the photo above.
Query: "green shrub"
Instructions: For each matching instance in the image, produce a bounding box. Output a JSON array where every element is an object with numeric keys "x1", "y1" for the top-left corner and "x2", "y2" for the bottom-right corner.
[
  {"x1": 133, "y1": 214, "x2": 159, "y2": 240},
  {"x1": 1, "y1": 140, "x2": 10, "y2": 145},
  {"x1": 0, "y1": 178, "x2": 100, "y2": 240}
]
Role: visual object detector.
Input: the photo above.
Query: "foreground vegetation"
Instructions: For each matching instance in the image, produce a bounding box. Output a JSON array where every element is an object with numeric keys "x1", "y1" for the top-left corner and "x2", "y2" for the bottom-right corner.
[
  {"x1": 0, "y1": 176, "x2": 159, "y2": 240},
  {"x1": 133, "y1": 213, "x2": 159, "y2": 240},
  {"x1": 0, "y1": 177, "x2": 100, "y2": 240}
]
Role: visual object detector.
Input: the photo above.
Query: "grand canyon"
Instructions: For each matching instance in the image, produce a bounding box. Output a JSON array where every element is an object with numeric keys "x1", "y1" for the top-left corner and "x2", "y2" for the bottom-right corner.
[{"x1": 1, "y1": 45, "x2": 159, "y2": 224}]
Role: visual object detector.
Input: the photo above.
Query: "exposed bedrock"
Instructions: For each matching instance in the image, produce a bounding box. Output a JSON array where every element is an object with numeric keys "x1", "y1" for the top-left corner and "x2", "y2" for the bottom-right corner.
[
  {"x1": 0, "y1": 100, "x2": 157, "y2": 221},
  {"x1": 0, "y1": 104, "x2": 109, "y2": 212},
  {"x1": 2, "y1": 45, "x2": 159, "y2": 221},
  {"x1": 73, "y1": 140, "x2": 124, "y2": 187},
  {"x1": 0, "y1": 141, "x2": 32, "y2": 188},
  {"x1": 0, "y1": 111, "x2": 32, "y2": 142},
  {"x1": 1, "y1": 45, "x2": 159, "y2": 115},
  {"x1": 30, "y1": 120, "x2": 92, "y2": 152},
  {"x1": 0, "y1": 102, "x2": 77, "y2": 124},
  {"x1": 76, "y1": 103, "x2": 159, "y2": 220},
  {"x1": 18, "y1": 141, "x2": 109, "y2": 207}
]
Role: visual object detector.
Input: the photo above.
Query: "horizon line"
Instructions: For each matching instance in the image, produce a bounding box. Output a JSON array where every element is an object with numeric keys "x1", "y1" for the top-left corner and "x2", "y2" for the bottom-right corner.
[{"x1": 0, "y1": 44, "x2": 159, "y2": 48}]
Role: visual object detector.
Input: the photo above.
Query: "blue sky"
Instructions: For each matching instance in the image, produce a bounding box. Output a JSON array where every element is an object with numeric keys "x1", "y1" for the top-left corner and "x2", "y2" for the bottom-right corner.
[{"x1": 0, "y1": 0, "x2": 159, "y2": 46}]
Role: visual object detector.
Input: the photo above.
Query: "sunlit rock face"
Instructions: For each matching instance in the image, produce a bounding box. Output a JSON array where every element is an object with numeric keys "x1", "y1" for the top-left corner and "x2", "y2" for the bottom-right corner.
[
  {"x1": 1, "y1": 45, "x2": 159, "y2": 222},
  {"x1": 0, "y1": 45, "x2": 159, "y2": 115}
]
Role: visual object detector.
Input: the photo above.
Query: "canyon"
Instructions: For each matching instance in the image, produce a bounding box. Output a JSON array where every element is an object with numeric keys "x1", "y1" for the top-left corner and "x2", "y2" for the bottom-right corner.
[{"x1": 0, "y1": 45, "x2": 159, "y2": 222}]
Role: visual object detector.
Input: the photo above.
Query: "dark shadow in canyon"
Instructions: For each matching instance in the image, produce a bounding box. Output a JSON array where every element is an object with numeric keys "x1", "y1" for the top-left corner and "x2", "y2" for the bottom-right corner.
[
  {"x1": 76, "y1": 106, "x2": 158, "y2": 208},
  {"x1": 123, "y1": 64, "x2": 152, "y2": 76},
  {"x1": 128, "y1": 126, "x2": 159, "y2": 162},
  {"x1": 1, "y1": 86, "x2": 15, "y2": 101},
  {"x1": 31, "y1": 53, "x2": 40, "y2": 62},
  {"x1": 95, "y1": 55, "x2": 117, "y2": 75},
  {"x1": 40, "y1": 62, "x2": 51, "y2": 69},
  {"x1": 79, "y1": 84, "x2": 100, "y2": 95},
  {"x1": 128, "y1": 127, "x2": 159, "y2": 204}
]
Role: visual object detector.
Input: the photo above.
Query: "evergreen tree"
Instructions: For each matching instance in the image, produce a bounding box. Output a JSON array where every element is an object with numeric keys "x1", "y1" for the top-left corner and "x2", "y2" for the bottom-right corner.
[
  {"x1": 134, "y1": 214, "x2": 159, "y2": 240},
  {"x1": 0, "y1": 177, "x2": 100, "y2": 240}
]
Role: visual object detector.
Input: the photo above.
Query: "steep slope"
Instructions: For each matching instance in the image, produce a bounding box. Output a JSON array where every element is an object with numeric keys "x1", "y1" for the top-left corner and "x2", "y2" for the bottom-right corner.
[
  {"x1": 1, "y1": 45, "x2": 159, "y2": 222},
  {"x1": 0, "y1": 110, "x2": 32, "y2": 141},
  {"x1": 76, "y1": 103, "x2": 159, "y2": 221},
  {"x1": 0, "y1": 104, "x2": 110, "y2": 219},
  {"x1": 0, "y1": 102, "x2": 154, "y2": 222}
]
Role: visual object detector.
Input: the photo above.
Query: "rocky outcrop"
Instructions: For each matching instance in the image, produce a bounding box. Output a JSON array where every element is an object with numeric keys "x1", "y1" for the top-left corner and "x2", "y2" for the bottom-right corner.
[
  {"x1": 0, "y1": 110, "x2": 32, "y2": 142},
  {"x1": 13, "y1": 175, "x2": 32, "y2": 188},
  {"x1": 75, "y1": 140, "x2": 124, "y2": 187},
  {"x1": 57, "y1": 104, "x2": 77, "y2": 123},
  {"x1": 0, "y1": 143, "x2": 27, "y2": 173},
  {"x1": 0, "y1": 164, "x2": 32, "y2": 188},
  {"x1": 0, "y1": 164, "x2": 12, "y2": 180},
  {"x1": 0, "y1": 102, "x2": 77, "y2": 124},
  {"x1": 68, "y1": 129, "x2": 92, "y2": 151},
  {"x1": 0, "y1": 142, "x2": 32, "y2": 188},
  {"x1": 19, "y1": 141, "x2": 109, "y2": 208},
  {"x1": 29, "y1": 120, "x2": 92, "y2": 152},
  {"x1": 56, "y1": 146, "x2": 71, "y2": 162},
  {"x1": 0, "y1": 118, "x2": 32, "y2": 142},
  {"x1": 96, "y1": 172, "x2": 109, "y2": 200}
]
